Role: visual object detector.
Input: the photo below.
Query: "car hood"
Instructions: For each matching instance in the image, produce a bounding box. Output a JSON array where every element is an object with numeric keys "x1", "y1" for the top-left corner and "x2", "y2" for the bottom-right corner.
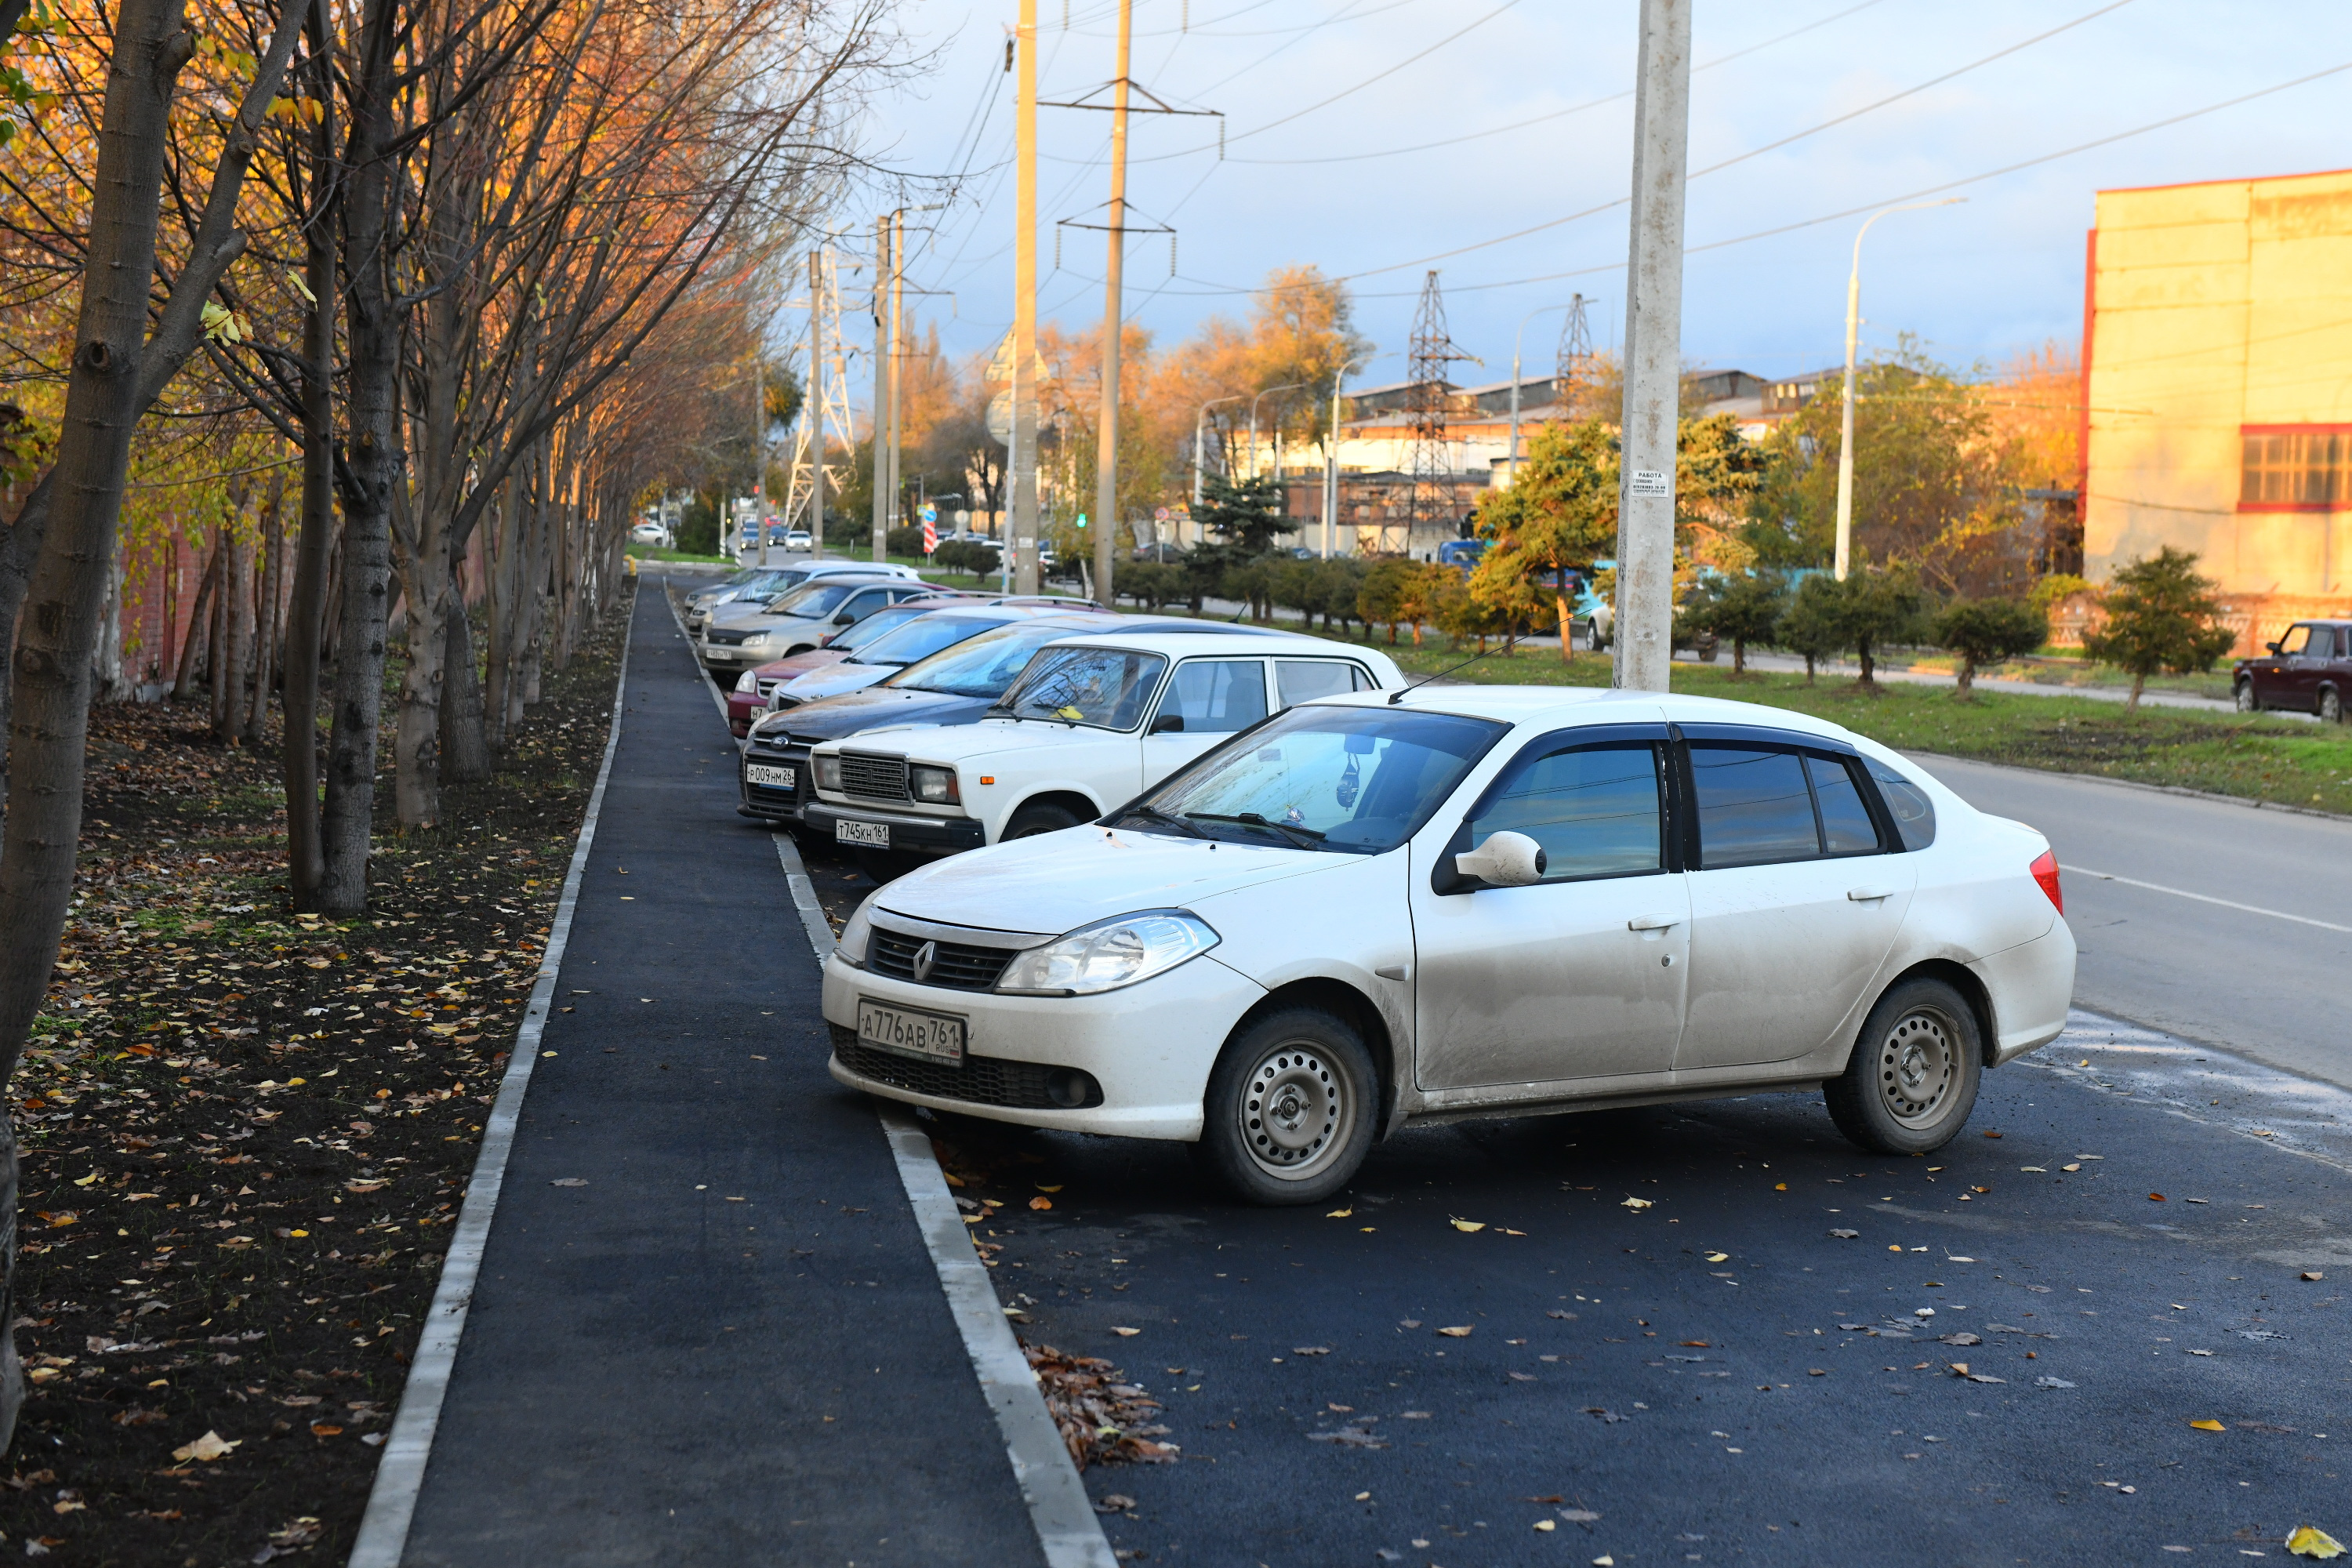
[
  {"x1": 758, "y1": 684, "x2": 997, "y2": 742},
  {"x1": 876, "y1": 826, "x2": 1327, "y2": 938},
  {"x1": 776, "y1": 662, "x2": 894, "y2": 705},
  {"x1": 756, "y1": 648, "x2": 849, "y2": 681},
  {"x1": 817, "y1": 716, "x2": 1129, "y2": 764},
  {"x1": 708, "y1": 602, "x2": 828, "y2": 633}
]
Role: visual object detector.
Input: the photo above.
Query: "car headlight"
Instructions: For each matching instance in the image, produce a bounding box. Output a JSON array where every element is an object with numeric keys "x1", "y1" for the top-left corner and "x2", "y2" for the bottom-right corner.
[
  {"x1": 814, "y1": 753, "x2": 842, "y2": 792},
  {"x1": 733, "y1": 670, "x2": 759, "y2": 694},
  {"x1": 837, "y1": 893, "x2": 879, "y2": 967},
  {"x1": 909, "y1": 764, "x2": 960, "y2": 805},
  {"x1": 741, "y1": 633, "x2": 772, "y2": 651},
  {"x1": 995, "y1": 911, "x2": 1218, "y2": 996}
]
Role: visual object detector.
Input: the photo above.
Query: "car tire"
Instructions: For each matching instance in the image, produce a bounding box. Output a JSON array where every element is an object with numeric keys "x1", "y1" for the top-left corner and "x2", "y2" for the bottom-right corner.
[
  {"x1": 1824, "y1": 977, "x2": 1984, "y2": 1156},
  {"x1": 1192, "y1": 1007, "x2": 1377, "y2": 1206},
  {"x1": 852, "y1": 848, "x2": 925, "y2": 884},
  {"x1": 2322, "y1": 686, "x2": 2345, "y2": 724},
  {"x1": 2235, "y1": 680, "x2": 2259, "y2": 713},
  {"x1": 1004, "y1": 801, "x2": 1085, "y2": 840}
]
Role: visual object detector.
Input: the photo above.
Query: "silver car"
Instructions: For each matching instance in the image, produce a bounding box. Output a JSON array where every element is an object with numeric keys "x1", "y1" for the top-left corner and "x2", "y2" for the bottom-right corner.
[{"x1": 699, "y1": 578, "x2": 939, "y2": 678}]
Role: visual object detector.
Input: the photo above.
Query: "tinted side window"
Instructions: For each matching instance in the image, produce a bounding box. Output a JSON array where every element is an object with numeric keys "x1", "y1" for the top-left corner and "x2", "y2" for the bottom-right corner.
[
  {"x1": 1809, "y1": 755, "x2": 1882, "y2": 854},
  {"x1": 2305, "y1": 626, "x2": 2338, "y2": 658},
  {"x1": 1470, "y1": 743, "x2": 1663, "y2": 881},
  {"x1": 1863, "y1": 757, "x2": 1936, "y2": 851},
  {"x1": 1276, "y1": 659, "x2": 1370, "y2": 706},
  {"x1": 1160, "y1": 660, "x2": 1269, "y2": 733},
  {"x1": 1690, "y1": 746, "x2": 1819, "y2": 869}
]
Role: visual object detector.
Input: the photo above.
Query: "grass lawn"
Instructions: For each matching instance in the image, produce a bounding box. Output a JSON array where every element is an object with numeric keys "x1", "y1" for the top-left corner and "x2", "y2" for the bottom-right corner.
[
  {"x1": 625, "y1": 543, "x2": 732, "y2": 565},
  {"x1": 1258, "y1": 621, "x2": 2352, "y2": 815}
]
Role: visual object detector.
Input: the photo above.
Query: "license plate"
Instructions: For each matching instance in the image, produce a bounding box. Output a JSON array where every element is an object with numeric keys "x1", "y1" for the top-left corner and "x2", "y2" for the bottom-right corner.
[
  {"x1": 835, "y1": 818, "x2": 889, "y2": 848},
  {"x1": 857, "y1": 999, "x2": 965, "y2": 1063},
  {"x1": 746, "y1": 764, "x2": 794, "y2": 789}
]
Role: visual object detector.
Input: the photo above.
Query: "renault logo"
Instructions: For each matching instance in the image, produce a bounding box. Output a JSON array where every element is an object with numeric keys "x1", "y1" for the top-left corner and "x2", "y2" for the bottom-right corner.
[{"x1": 911, "y1": 940, "x2": 938, "y2": 982}]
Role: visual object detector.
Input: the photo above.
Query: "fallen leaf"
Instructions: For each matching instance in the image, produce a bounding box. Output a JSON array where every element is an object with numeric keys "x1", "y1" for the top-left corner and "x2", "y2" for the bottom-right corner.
[
  {"x1": 1094, "y1": 1494, "x2": 1137, "y2": 1514},
  {"x1": 1705, "y1": 1251, "x2": 1730, "y2": 1263},
  {"x1": 1534, "y1": 1519, "x2": 1556, "y2": 1532},
  {"x1": 71, "y1": 1173, "x2": 99, "y2": 1188},
  {"x1": 171, "y1": 1430, "x2": 239, "y2": 1463},
  {"x1": 1546, "y1": 1309, "x2": 1576, "y2": 1320},
  {"x1": 1436, "y1": 1326, "x2": 1473, "y2": 1338},
  {"x1": 1450, "y1": 1218, "x2": 1486, "y2": 1232},
  {"x1": 2149, "y1": 1192, "x2": 2166, "y2": 1203},
  {"x1": 1036, "y1": 1185, "x2": 1064, "y2": 1193},
  {"x1": 1508, "y1": 1371, "x2": 1537, "y2": 1382},
  {"x1": 1680, "y1": 1341, "x2": 1710, "y2": 1348},
  {"x1": 1292, "y1": 1346, "x2": 1331, "y2": 1356},
  {"x1": 1981, "y1": 1130, "x2": 2002, "y2": 1138},
  {"x1": 1774, "y1": 1182, "x2": 1787, "y2": 1191},
  {"x1": 1111, "y1": 1327, "x2": 1141, "y2": 1337},
  {"x1": 2303, "y1": 1271, "x2": 2326, "y2": 1282},
  {"x1": 2034, "y1": 1376, "x2": 2076, "y2": 1389},
  {"x1": 1325, "y1": 1208, "x2": 1353, "y2": 1218},
  {"x1": 2190, "y1": 1418, "x2": 2227, "y2": 1432},
  {"x1": 1829, "y1": 1229, "x2": 1860, "y2": 1239},
  {"x1": 550, "y1": 1178, "x2": 587, "y2": 1188},
  {"x1": 1621, "y1": 1196, "x2": 1652, "y2": 1210},
  {"x1": 2286, "y1": 1525, "x2": 2346, "y2": 1559},
  {"x1": 1559, "y1": 1508, "x2": 1601, "y2": 1523},
  {"x1": 1029, "y1": 1197, "x2": 1054, "y2": 1210}
]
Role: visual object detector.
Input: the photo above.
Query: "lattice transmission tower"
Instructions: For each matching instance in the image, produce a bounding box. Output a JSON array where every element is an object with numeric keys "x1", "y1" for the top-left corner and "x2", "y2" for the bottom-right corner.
[
  {"x1": 1402, "y1": 270, "x2": 1477, "y2": 554},
  {"x1": 1554, "y1": 293, "x2": 1593, "y2": 419},
  {"x1": 782, "y1": 247, "x2": 856, "y2": 536}
]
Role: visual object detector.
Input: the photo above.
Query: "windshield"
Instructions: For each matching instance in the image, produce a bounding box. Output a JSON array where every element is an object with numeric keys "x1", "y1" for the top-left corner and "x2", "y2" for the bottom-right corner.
[
  {"x1": 827, "y1": 603, "x2": 938, "y2": 654},
  {"x1": 762, "y1": 580, "x2": 861, "y2": 617},
  {"x1": 997, "y1": 646, "x2": 1167, "y2": 730},
  {"x1": 849, "y1": 611, "x2": 1013, "y2": 668},
  {"x1": 888, "y1": 619, "x2": 1106, "y2": 697},
  {"x1": 1118, "y1": 705, "x2": 1505, "y2": 854}
]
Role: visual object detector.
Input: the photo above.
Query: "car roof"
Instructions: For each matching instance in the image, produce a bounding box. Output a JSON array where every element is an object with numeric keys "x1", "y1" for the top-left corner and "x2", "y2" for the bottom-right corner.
[
  {"x1": 1310, "y1": 683, "x2": 1864, "y2": 745},
  {"x1": 1033, "y1": 627, "x2": 1389, "y2": 659}
]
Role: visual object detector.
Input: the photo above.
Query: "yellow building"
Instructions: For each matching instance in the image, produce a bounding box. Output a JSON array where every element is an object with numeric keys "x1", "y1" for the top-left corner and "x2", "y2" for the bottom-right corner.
[{"x1": 2083, "y1": 166, "x2": 2352, "y2": 648}]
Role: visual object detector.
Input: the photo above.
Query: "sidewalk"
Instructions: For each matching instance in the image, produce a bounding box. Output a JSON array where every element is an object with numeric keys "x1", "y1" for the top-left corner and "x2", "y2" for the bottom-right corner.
[{"x1": 391, "y1": 578, "x2": 1045, "y2": 1566}]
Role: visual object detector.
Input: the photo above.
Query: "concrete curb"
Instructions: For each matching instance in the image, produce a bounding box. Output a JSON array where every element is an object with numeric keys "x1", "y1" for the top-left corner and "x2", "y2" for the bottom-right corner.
[{"x1": 347, "y1": 593, "x2": 637, "y2": 1568}]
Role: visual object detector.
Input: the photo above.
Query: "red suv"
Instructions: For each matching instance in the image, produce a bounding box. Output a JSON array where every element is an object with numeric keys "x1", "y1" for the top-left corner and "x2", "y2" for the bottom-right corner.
[{"x1": 2234, "y1": 619, "x2": 2352, "y2": 723}]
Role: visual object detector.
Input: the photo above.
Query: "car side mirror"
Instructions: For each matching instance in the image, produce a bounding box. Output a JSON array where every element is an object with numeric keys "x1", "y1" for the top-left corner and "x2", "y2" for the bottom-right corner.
[
  {"x1": 1149, "y1": 712, "x2": 1185, "y2": 734},
  {"x1": 1453, "y1": 830, "x2": 1547, "y2": 888},
  {"x1": 2267, "y1": 641, "x2": 2282, "y2": 655}
]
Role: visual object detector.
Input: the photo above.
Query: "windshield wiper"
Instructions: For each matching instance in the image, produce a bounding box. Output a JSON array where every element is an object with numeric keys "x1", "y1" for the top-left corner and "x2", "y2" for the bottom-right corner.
[
  {"x1": 1185, "y1": 811, "x2": 1327, "y2": 848},
  {"x1": 1120, "y1": 804, "x2": 1207, "y2": 838}
]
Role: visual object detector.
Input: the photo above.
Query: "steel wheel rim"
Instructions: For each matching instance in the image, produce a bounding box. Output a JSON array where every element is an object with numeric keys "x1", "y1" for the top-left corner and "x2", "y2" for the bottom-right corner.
[
  {"x1": 1875, "y1": 1007, "x2": 1958, "y2": 1129},
  {"x1": 2325, "y1": 690, "x2": 2343, "y2": 723},
  {"x1": 1239, "y1": 1042, "x2": 1355, "y2": 1181}
]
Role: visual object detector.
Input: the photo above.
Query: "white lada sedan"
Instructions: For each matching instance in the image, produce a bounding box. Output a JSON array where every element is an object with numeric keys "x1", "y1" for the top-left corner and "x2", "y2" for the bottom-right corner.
[
  {"x1": 822, "y1": 685, "x2": 2076, "y2": 1203},
  {"x1": 800, "y1": 630, "x2": 1404, "y2": 872}
]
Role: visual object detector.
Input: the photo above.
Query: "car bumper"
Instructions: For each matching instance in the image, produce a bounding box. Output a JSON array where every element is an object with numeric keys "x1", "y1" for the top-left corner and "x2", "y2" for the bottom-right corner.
[
  {"x1": 821, "y1": 949, "x2": 1262, "y2": 1138},
  {"x1": 1971, "y1": 917, "x2": 2078, "y2": 1066},
  {"x1": 739, "y1": 742, "x2": 807, "y2": 822},
  {"x1": 800, "y1": 800, "x2": 987, "y2": 855}
]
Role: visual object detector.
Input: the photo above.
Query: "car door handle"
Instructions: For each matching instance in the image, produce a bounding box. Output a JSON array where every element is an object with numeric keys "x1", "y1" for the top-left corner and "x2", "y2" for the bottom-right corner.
[
  {"x1": 1847, "y1": 887, "x2": 1896, "y2": 902},
  {"x1": 1627, "y1": 914, "x2": 1683, "y2": 931}
]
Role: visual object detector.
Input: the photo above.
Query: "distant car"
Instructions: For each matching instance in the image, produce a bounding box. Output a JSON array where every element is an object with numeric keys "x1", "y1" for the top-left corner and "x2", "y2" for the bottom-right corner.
[
  {"x1": 764, "y1": 602, "x2": 1101, "y2": 715},
  {"x1": 737, "y1": 615, "x2": 1287, "y2": 829},
  {"x1": 724, "y1": 593, "x2": 985, "y2": 735},
  {"x1": 700, "y1": 578, "x2": 942, "y2": 681},
  {"x1": 630, "y1": 521, "x2": 669, "y2": 546},
  {"x1": 681, "y1": 559, "x2": 927, "y2": 637},
  {"x1": 822, "y1": 687, "x2": 2074, "y2": 1203},
  {"x1": 800, "y1": 629, "x2": 1403, "y2": 873},
  {"x1": 1436, "y1": 539, "x2": 1487, "y2": 571},
  {"x1": 2234, "y1": 619, "x2": 2351, "y2": 722},
  {"x1": 784, "y1": 529, "x2": 814, "y2": 553}
]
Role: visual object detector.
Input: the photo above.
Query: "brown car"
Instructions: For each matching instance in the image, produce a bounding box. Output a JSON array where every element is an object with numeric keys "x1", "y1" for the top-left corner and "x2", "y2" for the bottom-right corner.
[{"x1": 2234, "y1": 619, "x2": 2352, "y2": 723}]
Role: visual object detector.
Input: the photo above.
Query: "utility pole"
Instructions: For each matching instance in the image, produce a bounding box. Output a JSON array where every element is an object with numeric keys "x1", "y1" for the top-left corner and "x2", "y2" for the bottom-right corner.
[
  {"x1": 809, "y1": 247, "x2": 826, "y2": 547},
  {"x1": 1613, "y1": 0, "x2": 1690, "y2": 694},
  {"x1": 1012, "y1": 0, "x2": 1041, "y2": 594},
  {"x1": 889, "y1": 208, "x2": 907, "y2": 560},
  {"x1": 1092, "y1": 0, "x2": 1134, "y2": 608},
  {"x1": 753, "y1": 355, "x2": 767, "y2": 565},
  {"x1": 1325, "y1": 353, "x2": 1376, "y2": 558},
  {"x1": 869, "y1": 213, "x2": 891, "y2": 564}
]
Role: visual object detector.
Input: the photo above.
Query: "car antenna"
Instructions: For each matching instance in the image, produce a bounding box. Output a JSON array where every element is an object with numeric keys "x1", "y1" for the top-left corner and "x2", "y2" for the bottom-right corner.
[{"x1": 1388, "y1": 633, "x2": 1519, "y2": 705}]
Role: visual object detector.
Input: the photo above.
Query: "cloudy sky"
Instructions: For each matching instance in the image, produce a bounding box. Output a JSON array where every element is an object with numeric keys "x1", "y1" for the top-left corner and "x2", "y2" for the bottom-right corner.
[{"x1": 838, "y1": 0, "x2": 2352, "y2": 393}]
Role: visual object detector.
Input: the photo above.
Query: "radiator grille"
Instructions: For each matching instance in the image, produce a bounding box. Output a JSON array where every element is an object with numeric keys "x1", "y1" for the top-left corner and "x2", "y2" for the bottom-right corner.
[
  {"x1": 869, "y1": 930, "x2": 1016, "y2": 991},
  {"x1": 833, "y1": 1026, "x2": 1098, "y2": 1110},
  {"x1": 838, "y1": 752, "x2": 909, "y2": 801}
]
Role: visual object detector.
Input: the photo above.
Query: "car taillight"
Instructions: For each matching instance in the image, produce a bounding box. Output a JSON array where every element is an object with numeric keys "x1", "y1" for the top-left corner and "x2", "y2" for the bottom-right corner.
[{"x1": 2030, "y1": 849, "x2": 2062, "y2": 914}]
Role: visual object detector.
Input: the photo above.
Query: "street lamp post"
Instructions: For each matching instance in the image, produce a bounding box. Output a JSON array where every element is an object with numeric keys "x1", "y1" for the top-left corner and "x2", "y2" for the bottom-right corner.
[
  {"x1": 1833, "y1": 197, "x2": 1965, "y2": 580},
  {"x1": 1325, "y1": 352, "x2": 1380, "y2": 558},
  {"x1": 1507, "y1": 303, "x2": 1573, "y2": 487},
  {"x1": 1193, "y1": 393, "x2": 1245, "y2": 544}
]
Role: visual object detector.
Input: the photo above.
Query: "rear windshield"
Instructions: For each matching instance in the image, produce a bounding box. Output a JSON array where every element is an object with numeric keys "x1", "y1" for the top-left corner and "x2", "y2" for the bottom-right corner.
[
  {"x1": 826, "y1": 604, "x2": 935, "y2": 653},
  {"x1": 849, "y1": 612, "x2": 1014, "y2": 668},
  {"x1": 889, "y1": 619, "x2": 1106, "y2": 698}
]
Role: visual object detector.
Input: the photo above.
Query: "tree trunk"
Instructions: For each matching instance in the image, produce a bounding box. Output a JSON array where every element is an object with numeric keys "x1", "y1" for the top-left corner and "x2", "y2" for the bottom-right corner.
[
  {"x1": 2127, "y1": 670, "x2": 2145, "y2": 717},
  {"x1": 281, "y1": 0, "x2": 336, "y2": 909},
  {"x1": 172, "y1": 537, "x2": 218, "y2": 702},
  {"x1": 1554, "y1": 589, "x2": 1574, "y2": 666},
  {"x1": 440, "y1": 594, "x2": 489, "y2": 782},
  {"x1": 1803, "y1": 652, "x2": 1816, "y2": 684},
  {"x1": 1857, "y1": 639, "x2": 1876, "y2": 691},
  {"x1": 1731, "y1": 636, "x2": 1747, "y2": 676},
  {"x1": 391, "y1": 496, "x2": 450, "y2": 827},
  {"x1": 93, "y1": 546, "x2": 129, "y2": 702},
  {"x1": 1955, "y1": 655, "x2": 1976, "y2": 699},
  {"x1": 213, "y1": 522, "x2": 252, "y2": 743},
  {"x1": 245, "y1": 466, "x2": 286, "y2": 746},
  {"x1": 0, "y1": 0, "x2": 199, "y2": 1455},
  {"x1": 0, "y1": 474, "x2": 57, "y2": 815}
]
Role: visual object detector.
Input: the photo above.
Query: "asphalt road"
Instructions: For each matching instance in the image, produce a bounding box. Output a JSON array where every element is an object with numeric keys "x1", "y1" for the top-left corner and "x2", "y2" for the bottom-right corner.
[{"x1": 1912, "y1": 757, "x2": 2352, "y2": 1092}]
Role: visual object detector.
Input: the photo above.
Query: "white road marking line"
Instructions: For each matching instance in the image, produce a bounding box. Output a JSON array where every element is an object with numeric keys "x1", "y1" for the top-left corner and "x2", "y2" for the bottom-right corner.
[
  {"x1": 771, "y1": 718, "x2": 1115, "y2": 1566},
  {"x1": 348, "y1": 593, "x2": 637, "y2": 1568},
  {"x1": 2058, "y1": 864, "x2": 2352, "y2": 935}
]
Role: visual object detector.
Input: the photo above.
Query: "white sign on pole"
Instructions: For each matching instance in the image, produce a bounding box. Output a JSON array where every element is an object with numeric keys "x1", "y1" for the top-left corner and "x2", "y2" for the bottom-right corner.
[{"x1": 1628, "y1": 470, "x2": 1671, "y2": 499}]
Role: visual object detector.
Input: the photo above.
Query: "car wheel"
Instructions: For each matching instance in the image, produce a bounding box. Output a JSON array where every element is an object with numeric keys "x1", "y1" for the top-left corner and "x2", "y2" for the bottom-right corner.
[
  {"x1": 1824, "y1": 978, "x2": 1983, "y2": 1156},
  {"x1": 1192, "y1": 1007, "x2": 1377, "y2": 1205},
  {"x1": 2235, "y1": 680, "x2": 2259, "y2": 713},
  {"x1": 1004, "y1": 801, "x2": 1085, "y2": 840},
  {"x1": 852, "y1": 848, "x2": 924, "y2": 884},
  {"x1": 2322, "y1": 686, "x2": 2346, "y2": 724}
]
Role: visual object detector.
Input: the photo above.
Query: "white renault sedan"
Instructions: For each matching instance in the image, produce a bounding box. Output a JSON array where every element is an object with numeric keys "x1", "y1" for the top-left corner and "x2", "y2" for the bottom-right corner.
[
  {"x1": 822, "y1": 686, "x2": 2075, "y2": 1203},
  {"x1": 800, "y1": 630, "x2": 1403, "y2": 869}
]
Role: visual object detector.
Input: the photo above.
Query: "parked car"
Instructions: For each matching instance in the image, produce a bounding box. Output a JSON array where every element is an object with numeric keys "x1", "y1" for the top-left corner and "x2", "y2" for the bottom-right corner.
[
  {"x1": 737, "y1": 615, "x2": 1286, "y2": 829},
  {"x1": 800, "y1": 630, "x2": 1403, "y2": 871},
  {"x1": 784, "y1": 528, "x2": 815, "y2": 553},
  {"x1": 764, "y1": 601, "x2": 1105, "y2": 713},
  {"x1": 682, "y1": 559, "x2": 925, "y2": 636},
  {"x1": 701, "y1": 577, "x2": 942, "y2": 681},
  {"x1": 2234, "y1": 619, "x2": 2352, "y2": 721},
  {"x1": 818, "y1": 688, "x2": 2076, "y2": 1202},
  {"x1": 724, "y1": 593, "x2": 985, "y2": 735},
  {"x1": 630, "y1": 521, "x2": 670, "y2": 546}
]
